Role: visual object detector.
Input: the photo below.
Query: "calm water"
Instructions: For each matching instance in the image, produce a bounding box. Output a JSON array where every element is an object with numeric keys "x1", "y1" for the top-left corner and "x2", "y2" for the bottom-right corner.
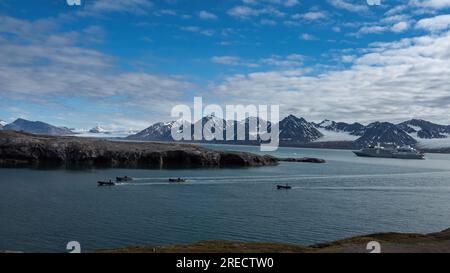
[{"x1": 1, "y1": 145, "x2": 450, "y2": 252}]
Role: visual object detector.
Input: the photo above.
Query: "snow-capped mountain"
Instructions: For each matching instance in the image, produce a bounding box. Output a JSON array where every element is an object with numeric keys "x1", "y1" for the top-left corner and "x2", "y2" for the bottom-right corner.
[
  {"x1": 127, "y1": 121, "x2": 175, "y2": 141},
  {"x1": 398, "y1": 119, "x2": 450, "y2": 139},
  {"x1": 128, "y1": 115, "x2": 273, "y2": 142},
  {"x1": 89, "y1": 126, "x2": 108, "y2": 134},
  {"x1": 193, "y1": 115, "x2": 227, "y2": 140},
  {"x1": 316, "y1": 119, "x2": 365, "y2": 136},
  {"x1": 315, "y1": 119, "x2": 450, "y2": 147},
  {"x1": 279, "y1": 115, "x2": 323, "y2": 143},
  {"x1": 396, "y1": 119, "x2": 450, "y2": 149},
  {"x1": 126, "y1": 120, "x2": 191, "y2": 141},
  {"x1": 126, "y1": 115, "x2": 450, "y2": 149},
  {"x1": 225, "y1": 116, "x2": 273, "y2": 141},
  {"x1": 3, "y1": 118, "x2": 73, "y2": 136},
  {"x1": 0, "y1": 119, "x2": 6, "y2": 130},
  {"x1": 355, "y1": 122, "x2": 417, "y2": 146}
]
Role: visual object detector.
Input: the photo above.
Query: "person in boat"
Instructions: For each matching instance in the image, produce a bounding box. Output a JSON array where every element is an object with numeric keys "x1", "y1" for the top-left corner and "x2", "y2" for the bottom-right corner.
[
  {"x1": 277, "y1": 184, "x2": 291, "y2": 189},
  {"x1": 169, "y1": 178, "x2": 185, "y2": 182}
]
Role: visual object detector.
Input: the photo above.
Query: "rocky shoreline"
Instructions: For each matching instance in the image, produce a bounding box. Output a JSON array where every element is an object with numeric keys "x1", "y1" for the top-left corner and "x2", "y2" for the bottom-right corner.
[
  {"x1": 0, "y1": 131, "x2": 279, "y2": 169},
  {"x1": 278, "y1": 157, "x2": 326, "y2": 163}
]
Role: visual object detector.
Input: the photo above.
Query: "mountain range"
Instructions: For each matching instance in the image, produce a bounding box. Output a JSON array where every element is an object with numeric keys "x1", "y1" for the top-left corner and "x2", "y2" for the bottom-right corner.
[
  {"x1": 127, "y1": 115, "x2": 450, "y2": 149},
  {"x1": 2, "y1": 116, "x2": 450, "y2": 150}
]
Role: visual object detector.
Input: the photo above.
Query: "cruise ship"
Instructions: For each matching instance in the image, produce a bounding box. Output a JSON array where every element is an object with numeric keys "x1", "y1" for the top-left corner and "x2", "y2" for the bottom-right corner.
[{"x1": 353, "y1": 144, "x2": 425, "y2": 160}]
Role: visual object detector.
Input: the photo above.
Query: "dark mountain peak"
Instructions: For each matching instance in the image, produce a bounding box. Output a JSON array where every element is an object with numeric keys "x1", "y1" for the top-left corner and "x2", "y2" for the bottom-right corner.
[
  {"x1": 400, "y1": 119, "x2": 441, "y2": 128},
  {"x1": 356, "y1": 121, "x2": 416, "y2": 146},
  {"x1": 205, "y1": 114, "x2": 224, "y2": 120},
  {"x1": 398, "y1": 119, "x2": 449, "y2": 139},
  {"x1": 244, "y1": 116, "x2": 262, "y2": 122},
  {"x1": 280, "y1": 115, "x2": 323, "y2": 143},
  {"x1": 241, "y1": 116, "x2": 271, "y2": 127},
  {"x1": 366, "y1": 121, "x2": 393, "y2": 128},
  {"x1": 282, "y1": 115, "x2": 309, "y2": 125},
  {"x1": 317, "y1": 119, "x2": 335, "y2": 127},
  {"x1": 409, "y1": 118, "x2": 427, "y2": 123},
  {"x1": 126, "y1": 121, "x2": 176, "y2": 141},
  {"x1": 410, "y1": 118, "x2": 436, "y2": 124},
  {"x1": 4, "y1": 118, "x2": 73, "y2": 136},
  {"x1": 317, "y1": 119, "x2": 365, "y2": 136}
]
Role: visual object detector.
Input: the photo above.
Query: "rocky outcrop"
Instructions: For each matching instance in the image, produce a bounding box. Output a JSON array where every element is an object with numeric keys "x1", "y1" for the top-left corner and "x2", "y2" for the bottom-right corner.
[
  {"x1": 278, "y1": 157, "x2": 326, "y2": 163},
  {"x1": 0, "y1": 131, "x2": 278, "y2": 169}
]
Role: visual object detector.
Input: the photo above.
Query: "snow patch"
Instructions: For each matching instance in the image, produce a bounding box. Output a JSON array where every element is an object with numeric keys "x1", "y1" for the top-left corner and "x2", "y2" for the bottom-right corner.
[
  {"x1": 407, "y1": 125, "x2": 422, "y2": 132},
  {"x1": 89, "y1": 126, "x2": 108, "y2": 133},
  {"x1": 413, "y1": 133, "x2": 450, "y2": 149},
  {"x1": 314, "y1": 128, "x2": 359, "y2": 142},
  {"x1": 72, "y1": 128, "x2": 137, "y2": 138}
]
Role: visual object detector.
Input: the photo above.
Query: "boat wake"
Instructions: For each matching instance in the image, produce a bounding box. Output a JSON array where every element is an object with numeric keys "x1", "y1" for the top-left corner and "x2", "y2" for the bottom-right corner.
[
  {"x1": 124, "y1": 170, "x2": 450, "y2": 183},
  {"x1": 291, "y1": 186, "x2": 450, "y2": 191},
  {"x1": 112, "y1": 170, "x2": 450, "y2": 188}
]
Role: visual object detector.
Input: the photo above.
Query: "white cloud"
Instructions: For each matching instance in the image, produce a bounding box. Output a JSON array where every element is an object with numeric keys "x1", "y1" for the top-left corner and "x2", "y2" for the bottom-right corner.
[
  {"x1": 382, "y1": 14, "x2": 411, "y2": 24},
  {"x1": 211, "y1": 56, "x2": 242, "y2": 65},
  {"x1": 292, "y1": 11, "x2": 328, "y2": 21},
  {"x1": 332, "y1": 26, "x2": 342, "y2": 32},
  {"x1": 260, "y1": 19, "x2": 277, "y2": 26},
  {"x1": 385, "y1": 5, "x2": 408, "y2": 16},
  {"x1": 328, "y1": 0, "x2": 369, "y2": 13},
  {"x1": 260, "y1": 54, "x2": 304, "y2": 67},
  {"x1": 284, "y1": 0, "x2": 300, "y2": 7},
  {"x1": 300, "y1": 33, "x2": 316, "y2": 40},
  {"x1": 410, "y1": 0, "x2": 450, "y2": 9},
  {"x1": 181, "y1": 26, "x2": 215, "y2": 36},
  {"x1": 341, "y1": 55, "x2": 355, "y2": 63},
  {"x1": 356, "y1": 21, "x2": 410, "y2": 35},
  {"x1": 242, "y1": 0, "x2": 299, "y2": 7},
  {"x1": 228, "y1": 6, "x2": 261, "y2": 18},
  {"x1": 199, "y1": 10, "x2": 218, "y2": 20},
  {"x1": 416, "y1": 14, "x2": 450, "y2": 32},
  {"x1": 0, "y1": 15, "x2": 193, "y2": 127},
  {"x1": 155, "y1": 9, "x2": 177, "y2": 16},
  {"x1": 358, "y1": 25, "x2": 388, "y2": 34},
  {"x1": 80, "y1": 0, "x2": 153, "y2": 16},
  {"x1": 227, "y1": 5, "x2": 285, "y2": 19},
  {"x1": 212, "y1": 30, "x2": 450, "y2": 123},
  {"x1": 392, "y1": 21, "x2": 410, "y2": 32},
  {"x1": 211, "y1": 54, "x2": 303, "y2": 68}
]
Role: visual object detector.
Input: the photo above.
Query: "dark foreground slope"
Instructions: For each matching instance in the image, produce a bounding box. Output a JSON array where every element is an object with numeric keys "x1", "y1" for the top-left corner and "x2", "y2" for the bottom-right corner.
[
  {"x1": 100, "y1": 227, "x2": 450, "y2": 253},
  {"x1": 0, "y1": 131, "x2": 278, "y2": 168}
]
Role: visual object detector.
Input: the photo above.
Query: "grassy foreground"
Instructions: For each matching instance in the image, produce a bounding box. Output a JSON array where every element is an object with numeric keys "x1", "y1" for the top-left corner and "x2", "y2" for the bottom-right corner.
[{"x1": 98, "y1": 228, "x2": 450, "y2": 253}]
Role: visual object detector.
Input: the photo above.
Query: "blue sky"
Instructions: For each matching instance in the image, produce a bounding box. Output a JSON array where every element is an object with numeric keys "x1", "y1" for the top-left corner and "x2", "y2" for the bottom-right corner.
[{"x1": 0, "y1": 0, "x2": 450, "y2": 130}]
